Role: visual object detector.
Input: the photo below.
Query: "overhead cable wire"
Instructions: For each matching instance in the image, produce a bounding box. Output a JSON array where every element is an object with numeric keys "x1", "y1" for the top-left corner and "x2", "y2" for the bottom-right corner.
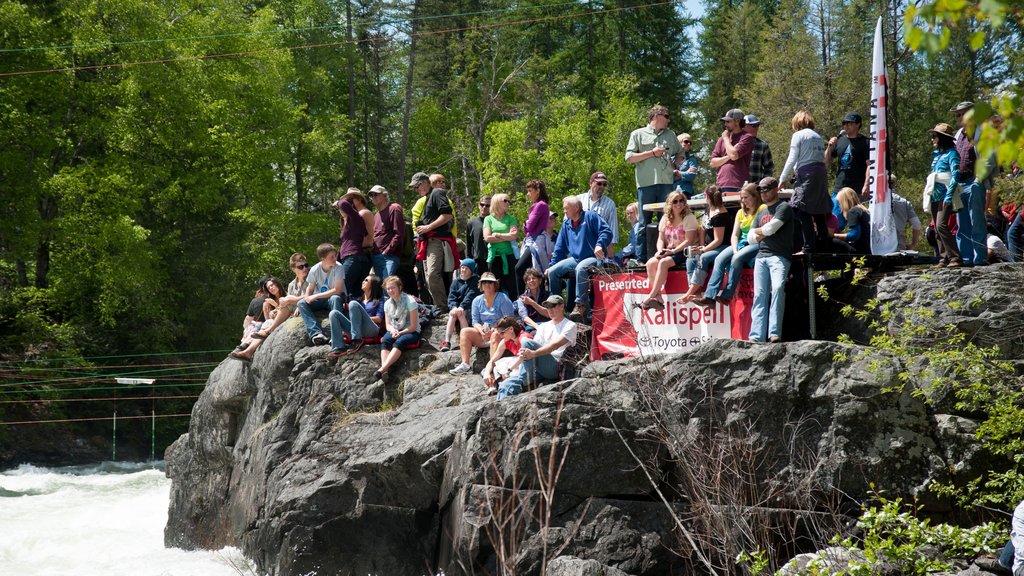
[
  {"x1": 0, "y1": 413, "x2": 192, "y2": 426},
  {"x1": 0, "y1": 0, "x2": 589, "y2": 54},
  {"x1": 0, "y1": 394, "x2": 200, "y2": 405},
  {"x1": 0, "y1": 348, "x2": 232, "y2": 365},
  {"x1": 0, "y1": 381, "x2": 208, "y2": 396},
  {"x1": 0, "y1": 363, "x2": 218, "y2": 388},
  {"x1": 0, "y1": 1, "x2": 679, "y2": 78}
]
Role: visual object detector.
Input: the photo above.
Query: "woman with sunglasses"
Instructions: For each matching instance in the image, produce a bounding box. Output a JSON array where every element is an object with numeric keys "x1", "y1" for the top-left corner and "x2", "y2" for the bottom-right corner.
[
  {"x1": 328, "y1": 274, "x2": 385, "y2": 360},
  {"x1": 673, "y1": 133, "x2": 699, "y2": 198},
  {"x1": 450, "y1": 272, "x2": 515, "y2": 375},
  {"x1": 483, "y1": 193, "x2": 520, "y2": 299},
  {"x1": 641, "y1": 191, "x2": 700, "y2": 310}
]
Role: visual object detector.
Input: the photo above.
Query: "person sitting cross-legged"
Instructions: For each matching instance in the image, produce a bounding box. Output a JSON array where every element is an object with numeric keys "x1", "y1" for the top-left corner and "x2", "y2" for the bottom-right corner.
[
  {"x1": 546, "y1": 196, "x2": 613, "y2": 323},
  {"x1": 497, "y1": 295, "x2": 578, "y2": 400},
  {"x1": 375, "y1": 275, "x2": 420, "y2": 382}
]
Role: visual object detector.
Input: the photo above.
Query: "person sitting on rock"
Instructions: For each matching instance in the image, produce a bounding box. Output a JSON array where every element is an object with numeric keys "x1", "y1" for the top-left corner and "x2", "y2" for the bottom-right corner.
[
  {"x1": 297, "y1": 243, "x2": 347, "y2": 348},
  {"x1": 239, "y1": 276, "x2": 270, "y2": 346},
  {"x1": 232, "y1": 276, "x2": 285, "y2": 361},
  {"x1": 328, "y1": 273, "x2": 385, "y2": 361},
  {"x1": 481, "y1": 315, "x2": 532, "y2": 396},
  {"x1": 514, "y1": 267, "x2": 550, "y2": 333},
  {"x1": 450, "y1": 272, "x2": 515, "y2": 375},
  {"x1": 440, "y1": 259, "x2": 481, "y2": 352},
  {"x1": 547, "y1": 195, "x2": 613, "y2": 323},
  {"x1": 375, "y1": 275, "x2": 420, "y2": 382},
  {"x1": 497, "y1": 295, "x2": 578, "y2": 400},
  {"x1": 253, "y1": 252, "x2": 311, "y2": 338}
]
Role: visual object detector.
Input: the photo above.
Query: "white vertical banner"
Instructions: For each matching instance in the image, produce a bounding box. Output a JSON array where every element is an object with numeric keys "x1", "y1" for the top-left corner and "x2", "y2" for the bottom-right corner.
[{"x1": 869, "y1": 16, "x2": 898, "y2": 255}]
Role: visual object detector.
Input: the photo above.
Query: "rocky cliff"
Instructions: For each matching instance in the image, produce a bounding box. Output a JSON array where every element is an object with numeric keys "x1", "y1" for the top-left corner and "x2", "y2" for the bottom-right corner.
[{"x1": 165, "y1": 265, "x2": 1024, "y2": 576}]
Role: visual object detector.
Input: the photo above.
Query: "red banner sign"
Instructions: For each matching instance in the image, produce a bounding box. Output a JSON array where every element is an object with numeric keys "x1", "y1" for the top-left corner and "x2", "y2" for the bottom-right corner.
[{"x1": 590, "y1": 269, "x2": 755, "y2": 360}]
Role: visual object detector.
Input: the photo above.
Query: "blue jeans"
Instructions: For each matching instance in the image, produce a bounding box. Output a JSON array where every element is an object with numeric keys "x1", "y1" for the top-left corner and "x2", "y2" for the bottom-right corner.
[
  {"x1": 297, "y1": 295, "x2": 346, "y2": 340},
  {"x1": 371, "y1": 254, "x2": 401, "y2": 279},
  {"x1": 999, "y1": 541, "x2": 1014, "y2": 570},
  {"x1": 686, "y1": 247, "x2": 724, "y2": 288},
  {"x1": 704, "y1": 243, "x2": 759, "y2": 300},
  {"x1": 329, "y1": 301, "x2": 381, "y2": 349},
  {"x1": 547, "y1": 256, "x2": 601, "y2": 307},
  {"x1": 1007, "y1": 214, "x2": 1024, "y2": 263},
  {"x1": 497, "y1": 339, "x2": 559, "y2": 399},
  {"x1": 381, "y1": 331, "x2": 420, "y2": 351},
  {"x1": 748, "y1": 255, "x2": 790, "y2": 342},
  {"x1": 636, "y1": 183, "x2": 674, "y2": 261},
  {"x1": 340, "y1": 254, "x2": 371, "y2": 298},
  {"x1": 956, "y1": 180, "x2": 988, "y2": 265}
]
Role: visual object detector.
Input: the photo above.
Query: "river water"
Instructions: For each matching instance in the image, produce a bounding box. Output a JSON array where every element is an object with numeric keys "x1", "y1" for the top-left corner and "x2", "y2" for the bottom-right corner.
[{"x1": 0, "y1": 461, "x2": 259, "y2": 576}]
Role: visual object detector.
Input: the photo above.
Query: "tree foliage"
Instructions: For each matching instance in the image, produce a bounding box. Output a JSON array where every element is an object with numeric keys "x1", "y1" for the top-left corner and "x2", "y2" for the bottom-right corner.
[{"x1": 0, "y1": 0, "x2": 1020, "y2": 366}]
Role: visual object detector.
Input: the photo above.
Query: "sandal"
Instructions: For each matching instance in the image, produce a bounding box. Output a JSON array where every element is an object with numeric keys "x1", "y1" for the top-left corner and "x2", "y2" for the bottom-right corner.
[
  {"x1": 642, "y1": 298, "x2": 665, "y2": 311},
  {"x1": 251, "y1": 331, "x2": 268, "y2": 340},
  {"x1": 230, "y1": 351, "x2": 252, "y2": 361}
]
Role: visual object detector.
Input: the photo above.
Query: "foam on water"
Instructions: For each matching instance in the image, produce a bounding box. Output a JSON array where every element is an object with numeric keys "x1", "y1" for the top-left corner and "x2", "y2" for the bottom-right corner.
[{"x1": 0, "y1": 461, "x2": 259, "y2": 576}]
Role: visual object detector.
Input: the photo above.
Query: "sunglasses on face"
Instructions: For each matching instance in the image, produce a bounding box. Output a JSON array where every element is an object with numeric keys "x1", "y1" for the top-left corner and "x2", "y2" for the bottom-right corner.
[
  {"x1": 682, "y1": 140, "x2": 692, "y2": 144},
  {"x1": 756, "y1": 187, "x2": 772, "y2": 193},
  {"x1": 295, "y1": 263, "x2": 309, "y2": 270},
  {"x1": 479, "y1": 203, "x2": 488, "y2": 207},
  {"x1": 594, "y1": 182, "x2": 607, "y2": 187},
  {"x1": 671, "y1": 199, "x2": 684, "y2": 205}
]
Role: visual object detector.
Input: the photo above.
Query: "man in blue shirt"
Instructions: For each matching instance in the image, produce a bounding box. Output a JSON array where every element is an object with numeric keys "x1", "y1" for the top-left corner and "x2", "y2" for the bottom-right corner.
[{"x1": 547, "y1": 196, "x2": 613, "y2": 323}]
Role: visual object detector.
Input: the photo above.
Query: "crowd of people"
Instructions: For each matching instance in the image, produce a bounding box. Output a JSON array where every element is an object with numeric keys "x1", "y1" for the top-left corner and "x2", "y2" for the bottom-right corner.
[{"x1": 229, "y1": 101, "x2": 1021, "y2": 395}]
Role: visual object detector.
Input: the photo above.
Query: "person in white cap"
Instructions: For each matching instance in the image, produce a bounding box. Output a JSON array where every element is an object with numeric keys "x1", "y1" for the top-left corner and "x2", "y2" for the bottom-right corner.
[
  {"x1": 368, "y1": 184, "x2": 405, "y2": 279},
  {"x1": 744, "y1": 114, "x2": 774, "y2": 185}
]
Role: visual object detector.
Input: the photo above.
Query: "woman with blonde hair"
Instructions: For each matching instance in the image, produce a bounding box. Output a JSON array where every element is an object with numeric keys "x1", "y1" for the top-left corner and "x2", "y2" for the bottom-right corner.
[
  {"x1": 834, "y1": 187, "x2": 872, "y2": 254},
  {"x1": 640, "y1": 191, "x2": 701, "y2": 310},
  {"x1": 778, "y1": 110, "x2": 830, "y2": 254},
  {"x1": 691, "y1": 183, "x2": 764, "y2": 305},
  {"x1": 483, "y1": 193, "x2": 520, "y2": 298}
]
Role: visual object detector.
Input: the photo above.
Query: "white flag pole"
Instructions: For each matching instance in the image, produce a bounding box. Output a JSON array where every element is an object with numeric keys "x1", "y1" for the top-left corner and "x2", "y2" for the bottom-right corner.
[{"x1": 869, "y1": 16, "x2": 898, "y2": 255}]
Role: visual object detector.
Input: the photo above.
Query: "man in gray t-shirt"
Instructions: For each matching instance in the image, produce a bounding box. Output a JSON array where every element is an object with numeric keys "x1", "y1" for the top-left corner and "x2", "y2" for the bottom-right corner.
[
  {"x1": 890, "y1": 192, "x2": 922, "y2": 250},
  {"x1": 296, "y1": 243, "x2": 348, "y2": 351}
]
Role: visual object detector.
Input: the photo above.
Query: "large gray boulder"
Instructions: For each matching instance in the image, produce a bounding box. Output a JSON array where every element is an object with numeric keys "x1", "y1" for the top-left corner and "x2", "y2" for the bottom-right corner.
[
  {"x1": 165, "y1": 271, "x2": 1005, "y2": 575},
  {"x1": 819, "y1": 264, "x2": 1024, "y2": 359}
]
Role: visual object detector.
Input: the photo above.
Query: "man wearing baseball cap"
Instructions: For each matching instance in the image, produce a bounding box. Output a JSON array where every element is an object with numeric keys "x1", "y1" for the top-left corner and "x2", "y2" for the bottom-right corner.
[
  {"x1": 410, "y1": 171, "x2": 458, "y2": 311},
  {"x1": 743, "y1": 114, "x2": 775, "y2": 185},
  {"x1": 496, "y1": 294, "x2": 578, "y2": 399},
  {"x1": 710, "y1": 108, "x2": 755, "y2": 194},
  {"x1": 825, "y1": 112, "x2": 870, "y2": 199},
  {"x1": 577, "y1": 172, "x2": 619, "y2": 248},
  {"x1": 950, "y1": 101, "x2": 988, "y2": 265},
  {"x1": 625, "y1": 105, "x2": 683, "y2": 260},
  {"x1": 368, "y1": 185, "x2": 405, "y2": 279},
  {"x1": 747, "y1": 177, "x2": 795, "y2": 343}
]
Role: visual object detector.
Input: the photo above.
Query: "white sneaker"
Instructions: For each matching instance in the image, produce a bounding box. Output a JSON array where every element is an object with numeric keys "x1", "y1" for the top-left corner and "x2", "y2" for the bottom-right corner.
[{"x1": 449, "y1": 362, "x2": 472, "y2": 375}]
